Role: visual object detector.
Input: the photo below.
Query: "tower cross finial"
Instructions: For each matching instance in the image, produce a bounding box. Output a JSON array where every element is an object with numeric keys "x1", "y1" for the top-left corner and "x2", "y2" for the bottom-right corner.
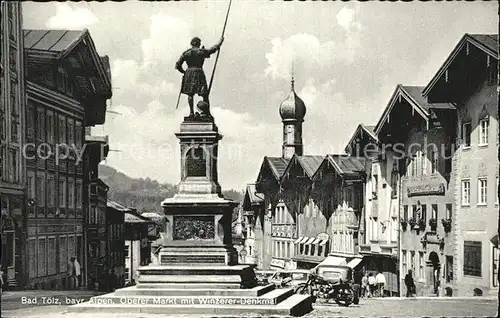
[{"x1": 291, "y1": 61, "x2": 295, "y2": 90}]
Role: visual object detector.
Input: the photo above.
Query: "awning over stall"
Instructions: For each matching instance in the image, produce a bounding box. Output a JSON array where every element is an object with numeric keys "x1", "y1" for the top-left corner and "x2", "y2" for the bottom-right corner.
[
  {"x1": 346, "y1": 257, "x2": 363, "y2": 269},
  {"x1": 316, "y1": 256, "x2": 347, "y2": 267}
]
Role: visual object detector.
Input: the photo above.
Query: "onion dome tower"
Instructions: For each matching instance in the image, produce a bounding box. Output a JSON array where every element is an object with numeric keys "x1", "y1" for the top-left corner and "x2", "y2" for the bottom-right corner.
[{"x1": 279, "y1": 72, "x2": 306, "y2": 159}]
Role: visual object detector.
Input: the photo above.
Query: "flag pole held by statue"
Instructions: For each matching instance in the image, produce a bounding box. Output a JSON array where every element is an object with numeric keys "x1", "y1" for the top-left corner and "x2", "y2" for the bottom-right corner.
[{"x1": 175, "y1": 0, "x2": 232, "y2": 109}]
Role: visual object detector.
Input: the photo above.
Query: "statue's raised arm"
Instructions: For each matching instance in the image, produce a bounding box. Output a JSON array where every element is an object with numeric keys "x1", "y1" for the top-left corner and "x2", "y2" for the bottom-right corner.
[{"x1": 174, "y1": 37, "x2": 224, "y2": 118}]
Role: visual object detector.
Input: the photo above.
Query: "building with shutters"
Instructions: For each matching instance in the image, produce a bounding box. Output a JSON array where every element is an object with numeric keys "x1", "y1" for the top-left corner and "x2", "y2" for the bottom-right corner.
[
  {"x1": 420, "y1": 34, "x2": 498, "y2": 297},
  {"x1": 0, "y1": 1, "x2": 26, "y2": 290},
  {"x1": 22, "y1": 28, "x2": 111, "y2": 289}
]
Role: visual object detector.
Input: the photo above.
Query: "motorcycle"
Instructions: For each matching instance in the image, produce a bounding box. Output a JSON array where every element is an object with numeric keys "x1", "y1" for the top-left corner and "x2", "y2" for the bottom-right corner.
[{"x1": 295, "y1": 272, "x2": 358, "y2": 306}]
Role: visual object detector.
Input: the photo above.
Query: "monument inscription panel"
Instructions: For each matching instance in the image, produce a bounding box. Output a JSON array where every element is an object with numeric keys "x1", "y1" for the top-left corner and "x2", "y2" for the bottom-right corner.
[
  {"x1": 186, "y1": 148, "x2": 207, "y2": 177},
  {"x1": 173, "y1": 215, "x2": 215, "y2": 240}
]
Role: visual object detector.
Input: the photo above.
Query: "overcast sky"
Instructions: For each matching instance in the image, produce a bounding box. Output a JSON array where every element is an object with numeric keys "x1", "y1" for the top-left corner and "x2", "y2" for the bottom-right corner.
[{"x1": 23, "y1": 1, "x2": 497, "y2": 191}]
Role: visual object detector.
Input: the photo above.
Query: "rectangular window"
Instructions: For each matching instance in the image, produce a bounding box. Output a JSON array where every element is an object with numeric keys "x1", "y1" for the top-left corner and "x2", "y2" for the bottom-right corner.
[
  {"x1": 75, "y1": 121, "x2": 82, "y2": 148},
  {"x1": 479, "y1": 119, "x2": 489, "y2": 146},
  {"x1": 402, "y1": 250, "x2": 407, "y2": 276},
  {"x1": 464, "y1": 241, "x2": 482, "y2": 277},
  {"x1": 28, "y1": 238, "x2": 37, "y2": 278},
  {"x1": 67, "y1": 119, "x2": 74, "y2": 146},
  {"x1": 47, "y1": 111, "x2": 55, "y2": 144},
  {"x1": 462, "y1": 122, "x2": 471, "y2": 148},
  {"x1": 419, "y1": 252, "x2": 424, "y2": 279},
  {"x1": 59, "y1": 177, "x2": 66, "y2": 209},
  {"x1": 27, "y1": 171, "x2": 35, "y2": 200},
  {"x1": 431, "y1": 204, "x2": 438, "y2": 220},
  {"x1": 36, "y1": 109, "x2": 45, "y2": 141},
  {"x1": 47, "y1": 175, "x2": 55, "y2": 208},
  {"x1": 411, "y1": 156, "x2": 417, "y2": 177},
  {"x1": 37, "y1": 237, "x2": 47, "y2": 277},
  {"x1": 26, "y1": 104, "x2": 34, "y2": 139},
  {"x1": 421, "y1": 152, "x2": 426, "y2": 176},
  {"x1": 410, "y1": 251, "x2": 415, "y2": 272},
  {"x1": 478, "y1": 178, "x2": 487, "y2": 205},
  {"x1": 36, "y1": 173, "x2": 46, "y2": 208},
  {"x1": 59, "y1": 236, "x2": 67, "y2": 273},
  {"x1": 430, "y1": 149, "x2": 438, "y2": 174},
  {"x1": 412, "y1": 205, "x2": 417, "y2": 219},
  {"x1": 59, "y1": 115, "x2": 66, "y2": 144},
  {"x1": 461, "y1": 180, "x2": 470, "y2": 206},
  {"x1": 76, "y1": 180, "x2": 83, "y2": 209},
  {"x1": 68, "y1": 235, "x2": 76, "y2": 261},
  {"x1": 420, "y1": 204, "x2": 427, "y2": 223},
  {"x1": 47, "y1": 237, "x2": 56, "y2": 275},
  {"x1": 446, "y1": 256, "x2": 453, "y2": 283},
  {"x1": 68, "y1": 178, "x2": 75, "y2": 210},
  {"x1": 9, "y1": 148, "x2": 18, "y2": 182},
  {"x1": 446, "y1": 204, "x2": 452, "y2": 219}
]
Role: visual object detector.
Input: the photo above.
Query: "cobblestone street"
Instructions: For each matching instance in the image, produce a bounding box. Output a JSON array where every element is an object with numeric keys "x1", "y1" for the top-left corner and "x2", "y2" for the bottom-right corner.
[{"x1": 2, "y1": 292, "x2": 498, "y2": 318}]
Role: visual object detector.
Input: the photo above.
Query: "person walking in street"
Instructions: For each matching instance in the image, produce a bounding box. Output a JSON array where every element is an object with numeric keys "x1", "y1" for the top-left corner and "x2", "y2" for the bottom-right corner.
[
  {"x1": 367, "y1": 273, "x2": 376, "y2": 297},
  {"x1": 73, "y1": 257, "x2": 81, "y2": 289},
  {"x1": 405, "y1": 269, "x2": 415, "y2": 297},
  {"x1": 375, "y1": 270, "x2": 386, "y2": 297},
  {"x1": 361, "y1": 273, "x2": 368, "y2": 298}
]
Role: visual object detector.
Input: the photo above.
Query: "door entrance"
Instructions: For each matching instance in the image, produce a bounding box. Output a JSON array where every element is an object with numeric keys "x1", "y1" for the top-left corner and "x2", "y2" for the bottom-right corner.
[{"x1": 428, "y1": 252, "x2": 440, "y2": 295}]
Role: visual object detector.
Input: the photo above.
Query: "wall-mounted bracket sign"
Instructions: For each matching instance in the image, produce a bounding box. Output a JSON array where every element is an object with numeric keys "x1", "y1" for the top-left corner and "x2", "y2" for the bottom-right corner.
[{"x1": 407, "y1": 183, "x2": 445, "y2": 197}]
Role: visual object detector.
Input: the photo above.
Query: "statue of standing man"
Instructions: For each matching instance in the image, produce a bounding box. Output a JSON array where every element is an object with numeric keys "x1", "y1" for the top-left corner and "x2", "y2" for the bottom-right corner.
[{"x1": 175, "y1": 37, "x2": 224, "y2": 117}]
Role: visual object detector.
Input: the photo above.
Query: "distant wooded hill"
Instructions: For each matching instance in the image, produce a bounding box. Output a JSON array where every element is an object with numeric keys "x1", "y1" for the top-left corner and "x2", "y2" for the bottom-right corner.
[{"x1": 98, "y1": 165, "x2": 244, "y2": 215}]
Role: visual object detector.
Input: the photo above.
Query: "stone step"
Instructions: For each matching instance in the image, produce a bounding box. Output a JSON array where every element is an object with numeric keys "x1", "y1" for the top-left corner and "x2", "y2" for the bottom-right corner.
[
  {"x1": 115, "y1": 284, "x2": 274, "y2": 297},
  {"x1": 136, "y1": 282, "x2": 242, "y2": 289},
  {"x1": 137, "y1": 264, "x2": 254, "y2": 275},
  {"x1": 137, "y1": 274, "x2": 245, "y2": 284},
  {"x1": 69, "y1": 291, "x2": 313, "y2": 316}
]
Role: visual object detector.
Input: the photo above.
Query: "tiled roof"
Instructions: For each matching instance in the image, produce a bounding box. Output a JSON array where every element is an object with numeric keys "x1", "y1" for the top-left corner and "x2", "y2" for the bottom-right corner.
[
  {"x1": 422, "y1": 33, "x2": 498, "y2": 96},
  {"x1": 267, "y1": 157, "x2": 290, "y2": 179},
  {"x1": 327, "y1": 155, "x2": 366, "y2": 176},
  {"x1": 125, "y1": 212, "x2": 149, "y2": 223},
  {"x1": 468, "y1": 34, "x2": 498, "y2": 54},
  {"x1": 107, "y1": 199, "x2": 131, "y2": 212},
  {"x1": 401, "y1": 86, "x2": 456, "y2": 111},
  {"x1": 23, "y1": 29, "x2": 85, "y2": 54},
  {"x1": 296, "y1": 155, "x2": 324, "y2": 178},
  {"x1": 243, "y1": 184, "x2": 264, "y2": 208}
]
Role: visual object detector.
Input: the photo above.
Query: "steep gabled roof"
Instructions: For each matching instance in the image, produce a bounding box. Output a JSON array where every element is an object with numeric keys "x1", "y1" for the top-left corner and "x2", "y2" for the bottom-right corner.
[
  {"x1": 296, "y1": 155, "x2": 324, "y2": 178},
  {"x1": 242, "y1": 184, "x2": 264, "y2": 210},
  {"x1": 23, "y1": 29, "x2": 111, "y2": 93},
  {"x1": 423, "y1": 33, "x2": 498, "y2": 97},
  {"x1": 256, "y1": 156, "x2": 290, "y2": 183},
  {"x1": 267, "y1": 157, "x2": 290, "y2": 180},
  {"x1": 313, "y1": 154, "x2": 365, "y2": 180},
  {"x1": 281, "y1": 154, "x2": 324, "y2": 183},
  {"x1": 374, "y1": 85, "x2": 455, "y2": 134},
  {"x1": 345, "y1": 123, "x2": 378, "y2": 153}
]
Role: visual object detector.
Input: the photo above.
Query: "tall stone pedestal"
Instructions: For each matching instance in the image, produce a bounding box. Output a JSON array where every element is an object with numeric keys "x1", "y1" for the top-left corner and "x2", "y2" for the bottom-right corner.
[
  {"x1": 70, "y1": 116, "x2": 312, "y2": 316},
  {"x1": 159, "y1": 117, "x2": 239, "y2": 268}
]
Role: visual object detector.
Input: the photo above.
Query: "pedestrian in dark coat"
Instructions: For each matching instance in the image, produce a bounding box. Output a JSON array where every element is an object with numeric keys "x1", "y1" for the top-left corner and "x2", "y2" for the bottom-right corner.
[{"x1": 405, "y1": 269, "x2": 415, "y2": 297}]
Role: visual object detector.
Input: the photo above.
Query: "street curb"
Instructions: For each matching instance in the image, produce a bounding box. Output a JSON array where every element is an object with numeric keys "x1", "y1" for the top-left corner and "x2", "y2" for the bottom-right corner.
[{"x1": 362, "y1": 296, "x2": 497, "y2": 300}]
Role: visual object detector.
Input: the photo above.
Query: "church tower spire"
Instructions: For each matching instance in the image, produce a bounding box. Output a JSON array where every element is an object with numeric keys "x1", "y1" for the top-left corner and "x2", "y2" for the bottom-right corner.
[{"x1": 279, "y1": 68, "x2": 306, "y2": 159}]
